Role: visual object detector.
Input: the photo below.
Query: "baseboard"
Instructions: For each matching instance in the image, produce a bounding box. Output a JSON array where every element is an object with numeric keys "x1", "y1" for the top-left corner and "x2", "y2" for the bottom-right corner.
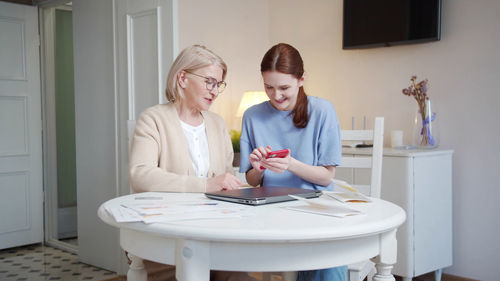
[
  {"x1": 442, "y1": 273, "x2": 479, "y2": 281},
  {"x1": 409, "y1": 272, "x2": 479, "y2": 281},
  {"x1": 57, "y1": 206, "x2": 77, "y2": 239}
]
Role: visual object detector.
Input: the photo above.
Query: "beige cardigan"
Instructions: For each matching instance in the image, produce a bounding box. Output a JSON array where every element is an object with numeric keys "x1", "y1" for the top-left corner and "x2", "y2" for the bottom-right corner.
[{"x1": 129, "y1": 103, "x2": 234, "y2": 193}]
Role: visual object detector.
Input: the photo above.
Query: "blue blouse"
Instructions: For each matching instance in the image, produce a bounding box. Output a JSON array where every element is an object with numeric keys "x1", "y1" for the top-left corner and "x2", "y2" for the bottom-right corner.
[{"x1": 239, "y1": 96, "x2": 341, "y2": 191}]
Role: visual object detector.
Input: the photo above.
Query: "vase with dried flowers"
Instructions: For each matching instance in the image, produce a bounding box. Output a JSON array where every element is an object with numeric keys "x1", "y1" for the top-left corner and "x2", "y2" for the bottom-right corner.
[{"x1": 402, "y1": 76, "x2": 439, "y2": 148}]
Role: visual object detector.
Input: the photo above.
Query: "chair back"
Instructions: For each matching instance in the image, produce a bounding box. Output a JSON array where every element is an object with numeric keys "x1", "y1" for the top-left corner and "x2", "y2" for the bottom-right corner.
[
  {"x1": 339, "y1": 117, "x2": 384, "y2": 198},
  {"x1": 128, "y1": 120, "x2": 136, "y2": 194}
]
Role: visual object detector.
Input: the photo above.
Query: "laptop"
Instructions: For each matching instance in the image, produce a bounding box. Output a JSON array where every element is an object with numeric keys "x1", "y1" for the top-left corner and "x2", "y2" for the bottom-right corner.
[{"x1": 205, "y1": 186, "x2": 322, "y2": 206}]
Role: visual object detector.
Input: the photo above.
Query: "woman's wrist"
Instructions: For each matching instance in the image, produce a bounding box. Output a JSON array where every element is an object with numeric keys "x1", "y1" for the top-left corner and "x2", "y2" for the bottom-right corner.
[
  {"x1": 251, "y1": 168, "x2": 264, "y2": 180},
  {"x1": 247, "y1": 167, "x2": 264, "y2": 186},
  {"x1": 206, "y1": 178, "x2": 215, "y2": 192},
  {"x1": 287, "y1": 157, "x2": 299, "y2": 174},
  {"x1": 287, "y1": 158, "x2": 334, "y2": 186}
]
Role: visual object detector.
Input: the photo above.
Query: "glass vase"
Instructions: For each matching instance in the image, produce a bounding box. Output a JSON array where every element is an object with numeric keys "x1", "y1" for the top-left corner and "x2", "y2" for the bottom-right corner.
[{"x1": 412, "y1": 99, "x2": 439, "y2": 148}]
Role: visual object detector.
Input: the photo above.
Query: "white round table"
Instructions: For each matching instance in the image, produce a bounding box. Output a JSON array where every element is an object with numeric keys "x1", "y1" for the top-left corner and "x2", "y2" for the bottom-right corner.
[{"x1": 98, "y1": 192, "x2": 405, "y2": 281}]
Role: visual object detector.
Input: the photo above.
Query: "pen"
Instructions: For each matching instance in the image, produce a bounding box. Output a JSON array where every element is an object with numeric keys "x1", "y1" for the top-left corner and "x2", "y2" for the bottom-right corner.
[
  {"x1": 332, "y1": 179, "x2": 359, "y2": 193},
  {"x1": 181, "y1": 203, "x2": 218, "y2": 206},
  {"x1": 135, "y1": 196, "x2": 163, "y2": 200}
]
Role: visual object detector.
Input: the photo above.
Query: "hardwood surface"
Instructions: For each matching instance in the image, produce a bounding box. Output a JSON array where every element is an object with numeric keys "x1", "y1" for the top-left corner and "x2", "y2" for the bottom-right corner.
[{"x1": 104, "y1": 272, "x2": 479, "y2": 281}]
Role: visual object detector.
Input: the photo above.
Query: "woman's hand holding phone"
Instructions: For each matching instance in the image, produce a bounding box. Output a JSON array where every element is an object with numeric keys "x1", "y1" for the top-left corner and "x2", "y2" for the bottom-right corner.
[
  {"x1": 249, "y1": 146, "x2": 271, "y2": 172},
  {"x1": 263, "y1": 148, "x2": 291, "y2": 173},
  {"x1": 249, "y1": 146, "x2": 291, "y2": 173}
]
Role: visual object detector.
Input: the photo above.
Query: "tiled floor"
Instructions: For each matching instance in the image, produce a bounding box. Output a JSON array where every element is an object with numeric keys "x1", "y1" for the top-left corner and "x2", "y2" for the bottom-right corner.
[{"x1": 0, "y1": 243, "x2": 118, "y2": 281}]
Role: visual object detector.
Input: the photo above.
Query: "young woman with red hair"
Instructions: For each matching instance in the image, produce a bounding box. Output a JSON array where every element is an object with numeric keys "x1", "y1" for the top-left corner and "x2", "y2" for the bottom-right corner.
[{"x1": 239, "y1": 43, "x2": 346, "y2": 281}]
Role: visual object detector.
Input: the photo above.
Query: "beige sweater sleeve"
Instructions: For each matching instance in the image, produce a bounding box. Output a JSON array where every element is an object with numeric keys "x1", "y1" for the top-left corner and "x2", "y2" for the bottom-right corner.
[{"x1": 224, "y1": 126, "x2": 235, "y2": 174}]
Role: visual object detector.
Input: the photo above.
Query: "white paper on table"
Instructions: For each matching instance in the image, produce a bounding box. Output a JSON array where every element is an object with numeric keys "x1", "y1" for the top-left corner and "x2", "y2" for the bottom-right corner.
[
  {"x1": 323, "y1": 191, "x2": 372, "y2": 203},
  {"x1": 120, "y1": 201, "x2": 224, "y2": 216},
  {"x1": 142, "y1": 208, "x2": 243, "y2": 224},
  {"x1": 285, "y1": 195, "x2": 362, "y2": 218},
  {"x1": 107, "y1": 199, "x2": 252, "y2": 224},
  {"x1": 105, "y1": 205, "x2": 143, "y2": 222}
]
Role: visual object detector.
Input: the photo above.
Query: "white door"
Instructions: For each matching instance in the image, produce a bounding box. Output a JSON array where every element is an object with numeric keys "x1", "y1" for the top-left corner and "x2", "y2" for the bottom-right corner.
[
  {"x1": 116, "y1": 0, "x2": 178, "y2": 194},
  {"x1": 73, "y1": 0, "x2": 177, "y2": 273},
  {"x1": 117, "y1": 0, "x2": 177, "y2": 122},
  {"x1": 0, "y1": 2, "x2": 43, "y2": 249}
]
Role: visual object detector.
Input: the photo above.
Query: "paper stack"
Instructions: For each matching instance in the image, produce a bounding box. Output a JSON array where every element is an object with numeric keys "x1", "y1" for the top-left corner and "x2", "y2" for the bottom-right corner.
[
  {"x1": 324, "y1": 191, "x2": 371, "y2": 203},
  {"x1": 104, "y1": 196, "x2": 249, "y2": 224},
  {"x1": 327, "y1": 179, "x2": 372, "y2": 203},
  {"x1": 285, "y1": 195, "x2": 362, "y2": 218}
]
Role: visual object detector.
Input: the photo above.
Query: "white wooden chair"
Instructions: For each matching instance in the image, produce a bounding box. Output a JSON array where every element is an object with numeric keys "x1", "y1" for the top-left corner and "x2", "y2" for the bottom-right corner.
[
  {"x1": 262, "y1": 117, "x2": 384, "y2": 281},
  {"x1": 128, "y1": 119, "x2": 136, "y2": 194},
  {"x1": 341, "y1": 117, "x2": 384, "y2": 281}
]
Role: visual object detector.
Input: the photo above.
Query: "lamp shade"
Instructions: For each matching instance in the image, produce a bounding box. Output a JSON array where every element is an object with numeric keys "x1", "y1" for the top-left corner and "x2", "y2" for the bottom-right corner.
[{"x1": 236, "y1": 91, "x2": 269, "y2": 117}]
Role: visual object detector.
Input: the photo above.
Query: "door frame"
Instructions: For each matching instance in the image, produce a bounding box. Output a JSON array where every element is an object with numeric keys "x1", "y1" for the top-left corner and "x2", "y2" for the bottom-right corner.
[
  {"x1": 39, "y1": 1, "x2": 76, "y2": 254},
  {"x1": 38, "y1": 0, "x2": 178, "y2": 272}
]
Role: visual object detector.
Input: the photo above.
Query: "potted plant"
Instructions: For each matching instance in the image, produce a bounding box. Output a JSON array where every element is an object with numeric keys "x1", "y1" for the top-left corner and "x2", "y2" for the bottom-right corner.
[{"x1": 229, "y1": 129, "x2": 241, "y2": 167}]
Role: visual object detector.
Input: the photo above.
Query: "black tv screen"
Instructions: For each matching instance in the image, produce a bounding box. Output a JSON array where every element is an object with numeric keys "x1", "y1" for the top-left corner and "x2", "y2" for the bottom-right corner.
[{"x1": 343, "y1": 0, "x2": 441, "y2": 49}]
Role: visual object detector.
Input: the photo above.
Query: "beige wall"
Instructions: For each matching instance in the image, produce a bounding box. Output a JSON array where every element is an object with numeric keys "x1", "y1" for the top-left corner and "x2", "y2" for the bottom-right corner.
[
  {"x1": 179, "y1": 0, "x2": 500, "y2": 280},
  {"x1": 178, "y1": 0, "x2": 270, "y2": 130}
]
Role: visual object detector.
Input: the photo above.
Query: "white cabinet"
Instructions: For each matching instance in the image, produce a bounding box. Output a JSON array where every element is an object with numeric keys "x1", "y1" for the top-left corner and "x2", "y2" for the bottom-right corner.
[{"x1": 337, "y1": 148, "x2": 453, "y2": 281}]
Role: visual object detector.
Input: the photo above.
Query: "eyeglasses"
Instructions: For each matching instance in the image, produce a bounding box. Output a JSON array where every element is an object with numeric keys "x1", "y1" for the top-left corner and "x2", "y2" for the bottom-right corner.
[{"x1": 184, "y1": 70, "x2": 227, "y2": 93}]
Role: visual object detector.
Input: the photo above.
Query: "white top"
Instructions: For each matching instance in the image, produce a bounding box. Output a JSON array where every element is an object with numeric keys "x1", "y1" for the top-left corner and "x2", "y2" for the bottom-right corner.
[
  {"x1": 179, "y1": 120, "x2": 210, "y2": 178},
  {"x1": 342, "y1": 147, "x2": 453, "y2": 157}
]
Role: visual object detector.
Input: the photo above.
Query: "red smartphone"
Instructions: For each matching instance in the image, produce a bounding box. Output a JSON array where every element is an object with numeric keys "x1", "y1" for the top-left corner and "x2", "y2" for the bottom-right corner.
[
  {"x1": 260, "y1": 149, "x2": 289, "y2": 170},
  {"x1": 266, "y1": 149, "x2": 290, "y2": 159}
]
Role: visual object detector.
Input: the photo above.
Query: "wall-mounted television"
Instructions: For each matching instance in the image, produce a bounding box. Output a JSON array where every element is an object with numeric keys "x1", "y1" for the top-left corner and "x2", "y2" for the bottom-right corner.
[{"x1": 343, "y1": 0, "x2": 442, "y2": 49}]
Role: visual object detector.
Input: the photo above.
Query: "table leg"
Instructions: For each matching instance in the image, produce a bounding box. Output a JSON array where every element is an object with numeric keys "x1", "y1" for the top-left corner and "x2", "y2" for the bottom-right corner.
[
  {"x1": 373, "y1": 263, "x2": 395, "y2": 281},
  {"x1": 435, "y1": 269, "x2": 443, "y2": 281},
  {"x1": 127, "y1": 253, "x2": 147, "y2": 281},
  {"x1": 175, "y1": 239, "x2": 210, "y2": 281},
  {"x1": 373, "y1": 229, "x2": 398, "y2": 281}
]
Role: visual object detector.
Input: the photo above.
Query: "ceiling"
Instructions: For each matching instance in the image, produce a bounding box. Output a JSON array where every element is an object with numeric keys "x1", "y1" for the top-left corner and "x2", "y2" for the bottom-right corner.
[
  {"x1": 2, "y1": 0, "x2": 70, "y2": 6},
  {"x1": 2, "y1": 0, "x2": 35, "y2": 5}
]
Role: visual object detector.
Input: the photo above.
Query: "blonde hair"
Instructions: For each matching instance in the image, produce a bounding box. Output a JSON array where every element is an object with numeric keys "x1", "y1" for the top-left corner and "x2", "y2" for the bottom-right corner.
[{"x1": 165, "y1": 45, "x2": 227, "y2": 102}]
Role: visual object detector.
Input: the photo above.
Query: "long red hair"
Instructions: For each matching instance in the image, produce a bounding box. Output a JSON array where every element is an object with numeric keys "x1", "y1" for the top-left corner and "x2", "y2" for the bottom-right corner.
[{"x1": 260, "y1": 43, "x2": 309, "y2": 128}]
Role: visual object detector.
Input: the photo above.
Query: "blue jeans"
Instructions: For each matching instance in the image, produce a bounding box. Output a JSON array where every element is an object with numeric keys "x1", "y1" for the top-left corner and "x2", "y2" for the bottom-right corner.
[{"x1": 297, "y1": 266, "x2": 347, "y2": 281}]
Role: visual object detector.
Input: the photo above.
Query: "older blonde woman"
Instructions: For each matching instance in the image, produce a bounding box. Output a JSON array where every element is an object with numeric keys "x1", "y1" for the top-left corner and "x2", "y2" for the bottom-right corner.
[
  {"x1": 129, "y1": 45, "x2": 254, "y2": 281},
  {"x1": 130, "y1": 44, "x2": 242, "y2": 193}
]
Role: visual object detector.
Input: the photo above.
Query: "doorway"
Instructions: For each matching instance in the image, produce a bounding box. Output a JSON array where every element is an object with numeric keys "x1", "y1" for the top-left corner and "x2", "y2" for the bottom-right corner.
[{"x1": 40, "y1": 1, "x2": 78, "y2": 253}]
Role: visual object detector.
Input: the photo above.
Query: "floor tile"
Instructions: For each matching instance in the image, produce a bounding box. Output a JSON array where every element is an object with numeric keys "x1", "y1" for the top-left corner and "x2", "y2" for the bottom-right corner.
[{"x1": 0, "y1": 244, "x2": 118, "y2": 281}]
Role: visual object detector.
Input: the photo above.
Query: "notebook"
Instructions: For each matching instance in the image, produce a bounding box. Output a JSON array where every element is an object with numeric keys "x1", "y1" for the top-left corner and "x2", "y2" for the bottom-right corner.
[{"x1": 205, "y1": 186, "x2": 322, "y2": 206}]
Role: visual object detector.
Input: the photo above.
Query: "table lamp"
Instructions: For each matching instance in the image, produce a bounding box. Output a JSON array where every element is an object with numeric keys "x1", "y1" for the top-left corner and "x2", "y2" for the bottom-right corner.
[{"x1": 236, "y1": 91, "x2": 269, "y2": 117}]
